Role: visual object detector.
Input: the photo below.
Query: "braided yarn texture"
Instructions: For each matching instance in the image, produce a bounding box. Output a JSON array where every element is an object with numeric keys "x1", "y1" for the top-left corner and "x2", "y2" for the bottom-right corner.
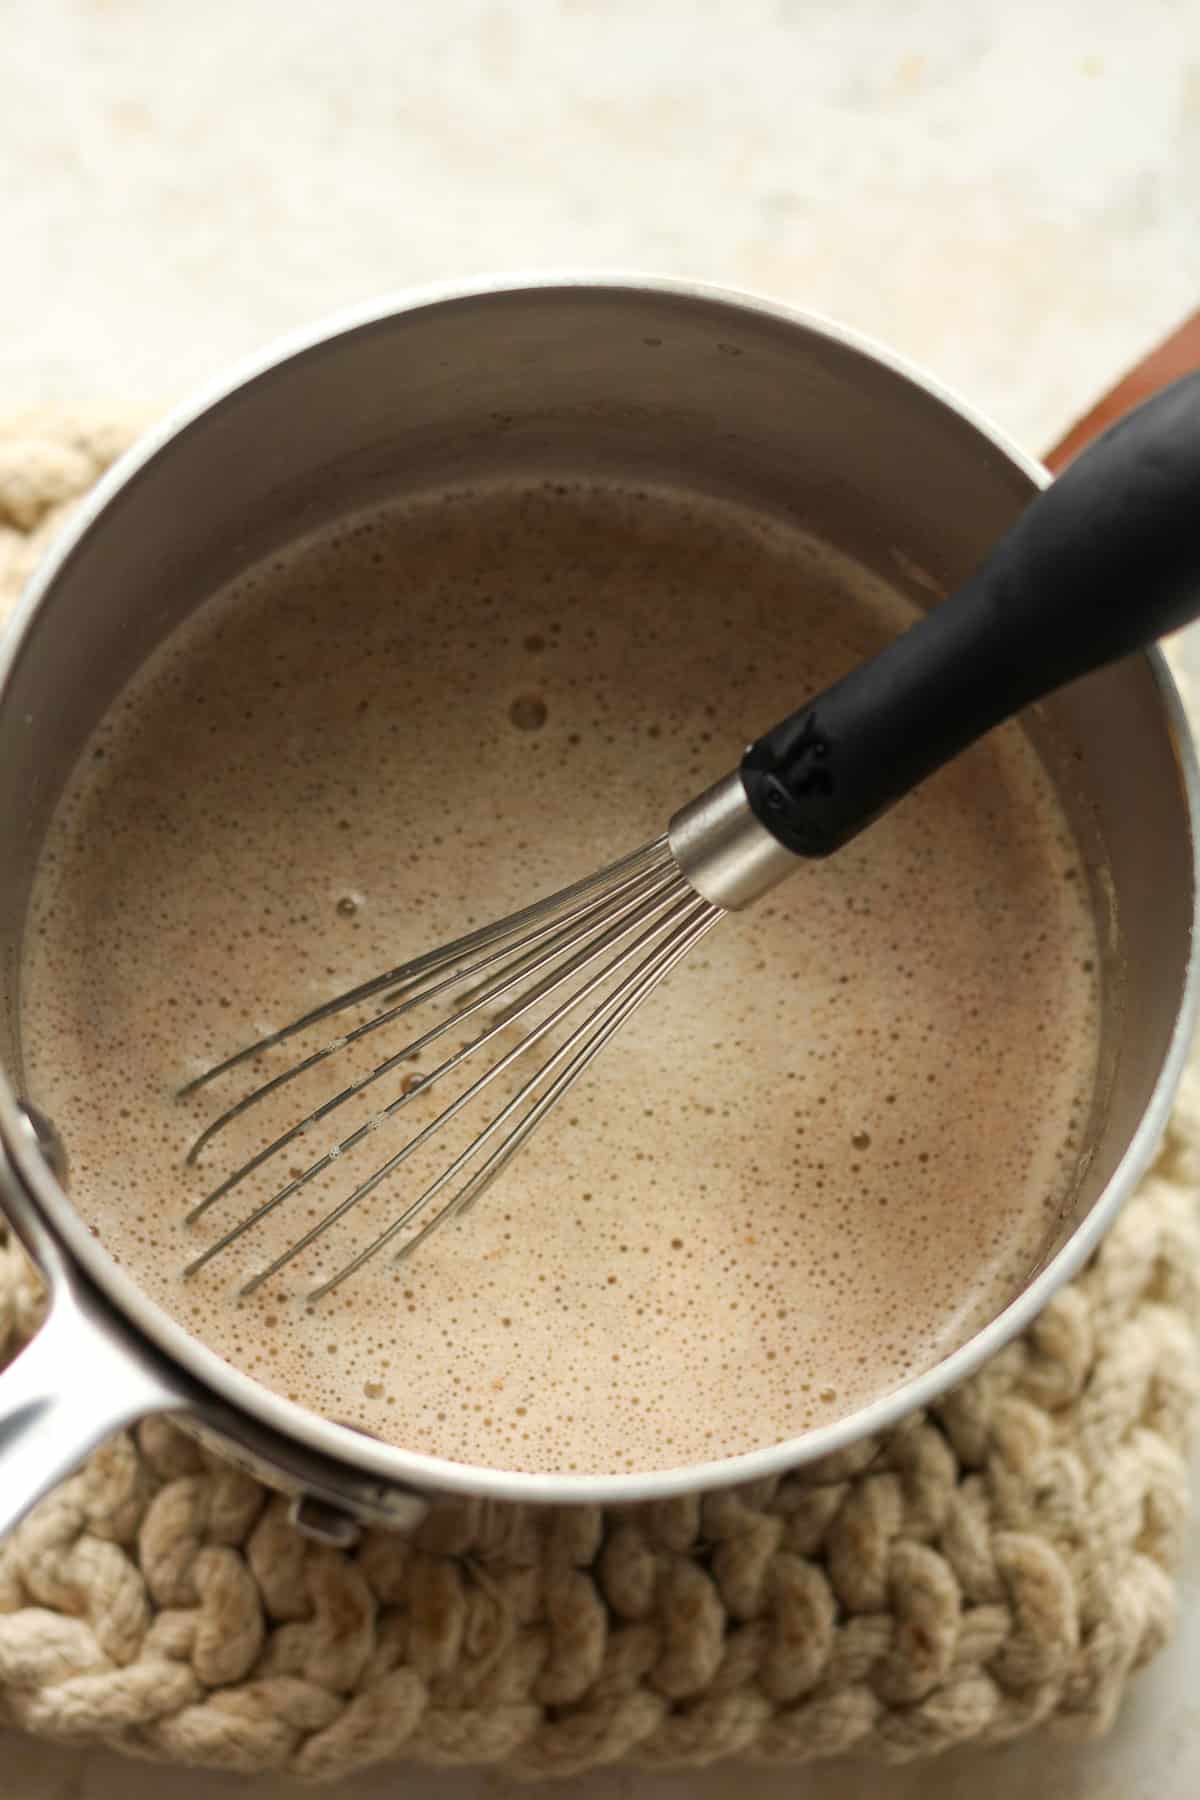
[{"x1": 0, "y1": 421, "x2": 1197, "y2": 1781}]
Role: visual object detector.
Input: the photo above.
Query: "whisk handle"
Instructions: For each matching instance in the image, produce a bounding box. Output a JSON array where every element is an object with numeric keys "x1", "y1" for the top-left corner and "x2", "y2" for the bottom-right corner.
[{"x1": 740, "y1": 370, "x2": 1200, "y2": 859}]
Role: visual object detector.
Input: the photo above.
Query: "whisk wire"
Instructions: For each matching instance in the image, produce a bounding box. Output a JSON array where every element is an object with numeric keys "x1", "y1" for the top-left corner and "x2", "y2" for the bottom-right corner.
[
  {"x1": 184, "y1": 853, "x2": 685, "y2": 1218},
  {"x1": 338, "y1": 900, "x2": 724, "y2": 1289},
  {"x1": 178, "y1": 837, "x2": 674, "y2": 1098},
  {"x1": 229, "y1": 888, "x2": 714, "y2": 1295},
  {"x1": 184, "y1": 842, "x2": 678, "y2": 1165},
  {"x1": 302, "y1": 895, "x2": 721, "y2": 1298},
  {"x1": 183, "y1": 872, "x2": 694, "y2": 1271},
  {"x1": 184, "y1": 851, "x2": 722, "y2": 1292}
]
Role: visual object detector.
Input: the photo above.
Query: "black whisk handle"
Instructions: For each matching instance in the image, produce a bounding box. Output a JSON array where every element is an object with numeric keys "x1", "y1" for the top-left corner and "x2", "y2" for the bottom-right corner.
[{"x1": 741, "y1": 370, "x2": 1200, "y2": 858}]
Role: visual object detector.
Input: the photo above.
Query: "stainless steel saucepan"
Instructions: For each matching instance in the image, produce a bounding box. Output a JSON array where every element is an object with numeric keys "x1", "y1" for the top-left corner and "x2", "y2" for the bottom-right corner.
[{"x1": 0, "y1": 276, "x2": 1195, "y2": 1544}]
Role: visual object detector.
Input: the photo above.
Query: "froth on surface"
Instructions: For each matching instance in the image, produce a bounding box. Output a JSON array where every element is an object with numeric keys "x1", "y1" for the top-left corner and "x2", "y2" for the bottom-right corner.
[{"x1": 20, "y1": 481, "x2": 1100, "y2": 1474}]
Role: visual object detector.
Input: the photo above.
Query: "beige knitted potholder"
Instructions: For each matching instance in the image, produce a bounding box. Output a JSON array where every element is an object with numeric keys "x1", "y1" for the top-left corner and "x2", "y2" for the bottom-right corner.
[{"x1": 0, "y1": 421, "x2": 1197, "y2": 1784}]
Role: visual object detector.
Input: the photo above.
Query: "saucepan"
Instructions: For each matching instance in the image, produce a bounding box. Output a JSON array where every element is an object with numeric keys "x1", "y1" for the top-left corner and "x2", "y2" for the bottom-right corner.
[{"x1": 0, "y1": 275, "x2": 1195, "y2": 1544}]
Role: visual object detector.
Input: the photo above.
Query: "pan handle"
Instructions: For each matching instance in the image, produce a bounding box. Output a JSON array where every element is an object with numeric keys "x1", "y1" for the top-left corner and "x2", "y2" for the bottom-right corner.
[
  {"x1": 0, "y1": 1277, "x2": 180, "y2": 1536},
  {"x1": 0, "y1": 1108, "x2": 183, "y2": 1535}
]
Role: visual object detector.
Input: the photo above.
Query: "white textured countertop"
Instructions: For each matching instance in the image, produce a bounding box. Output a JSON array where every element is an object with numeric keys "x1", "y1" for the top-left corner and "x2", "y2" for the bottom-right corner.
[{"x1": 3, "y1": 1, "x2": 1200, "y2": 1795}]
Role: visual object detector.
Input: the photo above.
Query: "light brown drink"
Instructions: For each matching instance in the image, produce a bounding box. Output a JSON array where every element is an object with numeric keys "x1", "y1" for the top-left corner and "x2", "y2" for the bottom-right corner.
[{"x1": 19, "y1": 481, "x2": 1100, "y2": 1474}]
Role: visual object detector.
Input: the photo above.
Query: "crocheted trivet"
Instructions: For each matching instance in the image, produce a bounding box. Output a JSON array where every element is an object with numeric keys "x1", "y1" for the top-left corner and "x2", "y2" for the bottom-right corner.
[{"x1": 0, "y1": 421, "x2": 1197, "y2": 1783}]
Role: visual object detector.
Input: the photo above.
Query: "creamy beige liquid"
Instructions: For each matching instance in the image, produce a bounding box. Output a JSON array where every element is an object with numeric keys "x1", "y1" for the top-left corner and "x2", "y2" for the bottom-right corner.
[{"x1": 20, "y1": 482, "x2": 1100, "y2": 1474}]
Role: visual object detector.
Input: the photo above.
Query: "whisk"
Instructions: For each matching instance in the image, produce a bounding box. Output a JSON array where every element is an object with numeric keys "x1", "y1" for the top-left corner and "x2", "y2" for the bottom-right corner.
[{"x1": 181, "y1": 373, "x2": 1200, "y2": 1299}]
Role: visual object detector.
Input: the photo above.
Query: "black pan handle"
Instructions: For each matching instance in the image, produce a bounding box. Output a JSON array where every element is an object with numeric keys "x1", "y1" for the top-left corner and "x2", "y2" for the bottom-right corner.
[{"x1": 741, "y1": 370, "x2": 1200, "y2": 858}]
